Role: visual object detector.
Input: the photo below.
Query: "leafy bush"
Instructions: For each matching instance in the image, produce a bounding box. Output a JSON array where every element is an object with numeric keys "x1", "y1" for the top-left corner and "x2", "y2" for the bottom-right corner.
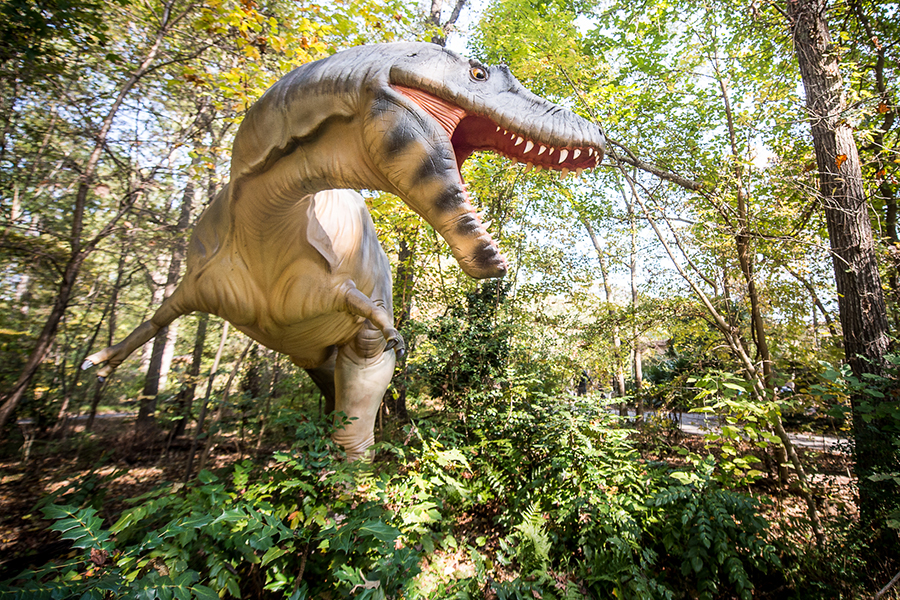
[
  {"x1": 415, "y1": 280, "x2": 512, "y2": 408},
  {"x1": 0, "y1": 417, "x2": 444, "y2": 599},
  {"x1": 649, "y1": 457, "x2": 781, "y2": 600},
  {"x1": 422, "y1": 394, "x2": 784, "y2": 599},
  {"x1": 2, "y1": 394, "x2": 787, "y2": 600}
]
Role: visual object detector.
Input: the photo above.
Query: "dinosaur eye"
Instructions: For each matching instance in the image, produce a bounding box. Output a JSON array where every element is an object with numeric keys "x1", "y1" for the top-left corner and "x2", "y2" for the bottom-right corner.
[{"x1": 470, "y1": 66, "x2": 488, "y2": 81}]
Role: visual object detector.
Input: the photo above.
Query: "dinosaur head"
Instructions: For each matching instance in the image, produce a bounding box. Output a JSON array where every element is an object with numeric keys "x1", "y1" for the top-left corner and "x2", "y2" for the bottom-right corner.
[
  {"x1": 364, "y1": 44, "x2": 605, "y2": 278},
  {"x1": 231, "y1": 43, "x2": 605, "y2": 279}
]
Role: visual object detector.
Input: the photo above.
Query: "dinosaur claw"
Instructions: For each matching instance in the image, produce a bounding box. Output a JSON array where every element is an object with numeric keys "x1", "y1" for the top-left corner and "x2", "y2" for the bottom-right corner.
[
  {"x1": 383, "y1": 330, "x2": 406, "y2": 358},
  {"x1": 81, "y1": 359, "x2": 94, "y2": 370},
  {"x1": 97, "y1": 376, "x2": 106, "y2": 384}
]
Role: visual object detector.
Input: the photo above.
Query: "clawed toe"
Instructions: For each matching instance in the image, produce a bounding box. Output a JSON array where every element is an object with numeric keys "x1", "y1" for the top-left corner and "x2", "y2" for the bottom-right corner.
[{"x1": 384, "y1": 330, "x2": 406, "y2": 358}]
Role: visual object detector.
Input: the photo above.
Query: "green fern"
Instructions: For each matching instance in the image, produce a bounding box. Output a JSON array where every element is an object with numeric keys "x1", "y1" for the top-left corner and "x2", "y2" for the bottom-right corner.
[{"x1": 42, "y1": 504, "x2": 113, "y2": 552}]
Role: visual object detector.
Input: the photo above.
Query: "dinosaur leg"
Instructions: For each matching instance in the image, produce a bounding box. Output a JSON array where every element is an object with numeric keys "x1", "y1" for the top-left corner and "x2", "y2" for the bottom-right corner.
[
  {"x1": 332, "y1": 323, "x2": 396, "y2": 460},
  {"x1": 305, "y1": 348, "x2": 337, "y2": 415},
  {"x1": 82, "y1": 287, "x2": 191, "y2": 379}
]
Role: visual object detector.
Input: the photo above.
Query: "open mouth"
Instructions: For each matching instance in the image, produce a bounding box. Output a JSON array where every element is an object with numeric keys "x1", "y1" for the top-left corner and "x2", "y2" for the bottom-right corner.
[
  {"x1": 390, "y1": 84, "x2": 604, "y2": 278},
  {"x1": 393, "y1": 85, "x2": 603, "y2": 180}
]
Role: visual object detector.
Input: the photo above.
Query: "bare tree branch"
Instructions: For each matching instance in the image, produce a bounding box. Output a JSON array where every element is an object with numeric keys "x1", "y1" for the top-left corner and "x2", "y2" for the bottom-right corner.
[{"x1": 606, "y1": 138, "x2": 705, "y2": 192}]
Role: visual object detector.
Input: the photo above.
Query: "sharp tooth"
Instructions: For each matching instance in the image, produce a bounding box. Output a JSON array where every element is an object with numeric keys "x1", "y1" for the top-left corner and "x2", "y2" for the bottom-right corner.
[
  {"x1": 511, "y1": 158, "x2": 518, "y2": 165},
  {"x1": 576, "y1": 168, "x2": 584, "y2": 178},
  {"x1": 561, "y1": 168, "x2": 570, "y2": 179},
  {"x1": 524, "y1": 141, "x2": 534, "y2": 153},
  {"x1": 524, "y1": 163, "x2": 534, "y2": 173},
  {"x1": 482, "y1": 219, "x2": 492, "y2": 229},
  {"x1": 587, "y1": 148, "x2": 594, "y2": 157},
  {"x1": 515, "y1": 136, "x2": 524, "y2": 146},
  {"x1": 496, "y1": 125, "x2": 501, "y2": 132},
  {"x1": 559, "y1": 149, "x2": 568, "y2": 163},
  {"x1": 538, "y1": 145, "x2": 547, "y2": 155},
  {"x1": 573, "y1": 149, "x2": 581, "y2": 160}
]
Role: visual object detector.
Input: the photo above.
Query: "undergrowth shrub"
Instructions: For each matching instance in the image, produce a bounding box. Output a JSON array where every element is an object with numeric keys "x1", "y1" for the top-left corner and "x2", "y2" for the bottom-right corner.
[
  {"x1": 425, "y1": 394, "x2": 784, "y2": 599},
  {"x1": 0, "y1": 416, "x2": 456, "y2": 599},
  {"x1": 2, "y1": 395, "x2": 787, "y2": 600}
]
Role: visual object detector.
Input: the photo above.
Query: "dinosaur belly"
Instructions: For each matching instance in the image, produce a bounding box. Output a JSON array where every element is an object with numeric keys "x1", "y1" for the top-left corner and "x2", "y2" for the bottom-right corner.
[{"x1": 235, "y1": 312, "x2": 364, "y2": 368}]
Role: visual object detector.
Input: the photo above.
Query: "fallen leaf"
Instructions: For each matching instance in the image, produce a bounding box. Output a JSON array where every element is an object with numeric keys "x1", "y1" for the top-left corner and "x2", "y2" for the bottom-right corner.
[{"x1": 835, "y1": 154, "x2": 847, "y2": 168}]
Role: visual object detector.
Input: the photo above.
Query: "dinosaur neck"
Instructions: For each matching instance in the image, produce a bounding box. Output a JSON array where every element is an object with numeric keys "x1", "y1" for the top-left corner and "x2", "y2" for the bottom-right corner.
[{"x1": 230, "y1": 118, "x2": 395, "y2": 233}]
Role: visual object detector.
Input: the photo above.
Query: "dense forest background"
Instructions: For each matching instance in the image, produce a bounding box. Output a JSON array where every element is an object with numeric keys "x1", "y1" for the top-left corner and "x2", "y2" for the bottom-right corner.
[{"x1": 0, "y1": 0, "x2": 898, "y2": 597}]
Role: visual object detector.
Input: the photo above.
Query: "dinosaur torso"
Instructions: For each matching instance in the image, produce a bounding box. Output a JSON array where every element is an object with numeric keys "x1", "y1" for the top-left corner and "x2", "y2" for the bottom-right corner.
[
  {"x1": 85, "y1": 42, "x2": 606, "y2": 459},
  {"x1": 183, "y1": 188, "x2": 390, "y2": 367}
]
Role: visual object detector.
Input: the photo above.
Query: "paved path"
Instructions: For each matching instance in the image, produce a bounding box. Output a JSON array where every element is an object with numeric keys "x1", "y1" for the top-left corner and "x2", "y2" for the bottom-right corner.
[{"x1": 617, "y1": 409, "x2": 848, "y2": 454}]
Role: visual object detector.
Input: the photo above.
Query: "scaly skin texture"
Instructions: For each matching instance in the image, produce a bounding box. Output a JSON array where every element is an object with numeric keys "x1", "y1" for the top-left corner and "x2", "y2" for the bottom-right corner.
[{"x1": 84, "y1": 42, "x2": 605, "y2": 460}]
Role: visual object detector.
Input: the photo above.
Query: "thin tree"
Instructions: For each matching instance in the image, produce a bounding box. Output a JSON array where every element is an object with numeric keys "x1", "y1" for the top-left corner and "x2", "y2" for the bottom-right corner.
[{"x1": 0, "y1": 0, "x2": 199, "y2": 435}]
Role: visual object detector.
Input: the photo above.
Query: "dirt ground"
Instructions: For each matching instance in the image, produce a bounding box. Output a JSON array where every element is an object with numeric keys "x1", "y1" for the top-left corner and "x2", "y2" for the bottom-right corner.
[
  {"x1": 0, "y1": 416, "x2": 859, "y2": 583},
  {"x1": 0, "y1": 416, "x2": 249, "y2": 578}
]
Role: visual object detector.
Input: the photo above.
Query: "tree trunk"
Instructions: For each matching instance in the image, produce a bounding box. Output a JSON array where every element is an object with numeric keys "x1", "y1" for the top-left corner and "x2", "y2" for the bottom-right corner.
[
  {"x1": 0, "y1": 255, "x2": 86, "y2": 435},
  {"x1": 714, "y1": 59, "x2": 792, "y2": 487},
  {"x1": 171, "y1": 312, "x2": 209, "y2": 438},
  {"x1": 198, "y1": 340, "x2": 253, "y2": 473},
  {"x1": 581, "y1": 217, "x2": 627, "y2": 399},
  {"x1": 428, "y1": 0, "x2": 468, "y2": 46},
  {"x1": 184, "y1": 320, "x2": 229, "y2": 481},
  {"x1": 135, "y1": 172, "x2": 197, "y2": 434},
  {"x1": 627, "y1": 198, "x2": 642, "y2": 415},
  {"x1": 386, "y1": 236, "x2": 414, "y2": 422},
  {"x1": 786, "y1": 0, "x2": 892, "y2": 527}
]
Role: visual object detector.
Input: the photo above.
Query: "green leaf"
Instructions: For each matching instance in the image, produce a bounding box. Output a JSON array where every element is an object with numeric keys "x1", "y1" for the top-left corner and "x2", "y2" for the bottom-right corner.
[
  {"x1": 691, "y1": 555, "x2": 703, "y2": 573},
  {"x1": 191, "y1": 585, "x2": 219, "y2": 600},
  {"x1": 359, "y1": 520, "x2": 400, "y2": 544},
  {"x1": 670, "y1": 471, "x2": 694, "y2": 485},
  {"x1": 261, "y1": 545, "x2": 287, "y2": 566}
]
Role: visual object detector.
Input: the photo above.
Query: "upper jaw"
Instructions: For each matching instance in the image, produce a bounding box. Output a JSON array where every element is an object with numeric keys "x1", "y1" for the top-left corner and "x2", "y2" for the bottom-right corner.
[{"x1": 389, "y1": 83, "x2": 604, "y2": 279}]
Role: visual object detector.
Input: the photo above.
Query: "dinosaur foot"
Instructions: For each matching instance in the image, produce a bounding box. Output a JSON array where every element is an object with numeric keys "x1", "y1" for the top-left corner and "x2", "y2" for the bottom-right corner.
[{"x1": 82, "y1": 348, "x2": 121, "y2": 380}]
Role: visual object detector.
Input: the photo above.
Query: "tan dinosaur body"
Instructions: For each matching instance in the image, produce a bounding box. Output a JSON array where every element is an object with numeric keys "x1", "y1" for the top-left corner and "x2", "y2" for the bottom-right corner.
[{"x1": 84, "y1": 42, "x2": 605, "y2": 459}]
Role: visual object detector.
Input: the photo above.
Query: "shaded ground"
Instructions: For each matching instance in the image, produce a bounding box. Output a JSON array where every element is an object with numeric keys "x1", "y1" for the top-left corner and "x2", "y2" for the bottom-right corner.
[
  {"x1": 1, "y1": 411, "x2": 858, "y2": 586},
  {"x1": 0, "y1": 415, "x2": 250, "y2": 577}
]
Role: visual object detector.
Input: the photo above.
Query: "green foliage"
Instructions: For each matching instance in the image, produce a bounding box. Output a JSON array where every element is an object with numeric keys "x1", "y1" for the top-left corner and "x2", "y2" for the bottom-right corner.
[
  {"x1": 2, "y1": 391, "x2": 788, "y2": 600},
  {"x1": 688, "y1": 370, "x2": 778, "y2": 485},
  {"x1": 810, "y1": 356, "x2": 900, "y2": 530},
  {"x1": 418, "y1": 394, "x2": 783, "y2": 599},
  {"x1": 417, "y1": 280, "x2": 512, "y2": 407},
  {"x1": 0, "y1": 0, "x2": 126, "y2": 72},
  {"x1": 0, "y1": 418, "x2": 431, "y2": 599},
  {"x1": 650, "y1": 457, "x2": 781, "y2": 600}
]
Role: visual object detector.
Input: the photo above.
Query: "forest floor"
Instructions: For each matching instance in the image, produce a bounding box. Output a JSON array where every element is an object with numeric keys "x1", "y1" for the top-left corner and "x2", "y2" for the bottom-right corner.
[{"x1": 0, "y1": 413, "x2": 856, "y2": 583}]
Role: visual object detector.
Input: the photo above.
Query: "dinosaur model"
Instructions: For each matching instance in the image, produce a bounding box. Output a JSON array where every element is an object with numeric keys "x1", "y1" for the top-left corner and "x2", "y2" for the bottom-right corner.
[{"x1": 83, "y1": 42, "x2": 606, "y2": 459}]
